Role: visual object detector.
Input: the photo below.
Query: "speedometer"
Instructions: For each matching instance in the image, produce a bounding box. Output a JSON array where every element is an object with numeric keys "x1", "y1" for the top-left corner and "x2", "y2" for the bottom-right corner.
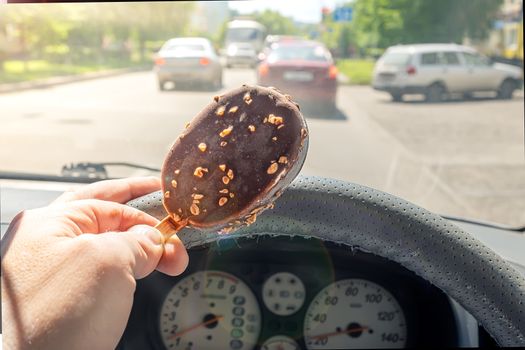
[
  {"x1": 304, "y1": 279, "x2": 407, "y2": 349},
  {"x1": 160, "y1": 270, "x2": 261, "y2": 350}
]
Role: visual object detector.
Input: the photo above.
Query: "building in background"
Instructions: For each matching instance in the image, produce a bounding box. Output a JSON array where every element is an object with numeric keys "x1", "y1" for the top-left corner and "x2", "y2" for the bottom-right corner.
[
  {"x1": 191, "y1": 2, "x2": 230, "y2": 34},
  {"x1": 468, "y1": 0, "x2": 523, "y2": 66},
  {"x1": 498, "y1": 0, "x2": 523, "y2": 63}
]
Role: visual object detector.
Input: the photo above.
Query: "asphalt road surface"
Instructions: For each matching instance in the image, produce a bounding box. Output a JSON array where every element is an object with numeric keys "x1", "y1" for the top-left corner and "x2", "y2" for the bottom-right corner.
[{"x1": 1, "y1": 68, "x2": 523, "y2": 226}]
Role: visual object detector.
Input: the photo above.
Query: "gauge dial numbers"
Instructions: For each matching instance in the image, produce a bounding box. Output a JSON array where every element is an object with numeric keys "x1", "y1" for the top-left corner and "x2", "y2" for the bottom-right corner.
[
  {"x1": 262, "y1": 272, "x2": 306, "y2": 316},
  {"x1": 261, "y1": 335, "x2": 300, "y2": 350},
  {"x1": 160, "y1": 271, "x2": 261, "y2": 350},
  {"x1": 304, "y1": 279, "x2": 407, "y2": 349}
]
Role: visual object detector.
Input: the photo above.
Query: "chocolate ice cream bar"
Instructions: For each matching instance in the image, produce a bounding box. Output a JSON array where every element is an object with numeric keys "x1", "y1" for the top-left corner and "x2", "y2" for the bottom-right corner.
[{"x1": 158, "y1": 84, "x2": 308, "y2": 236}]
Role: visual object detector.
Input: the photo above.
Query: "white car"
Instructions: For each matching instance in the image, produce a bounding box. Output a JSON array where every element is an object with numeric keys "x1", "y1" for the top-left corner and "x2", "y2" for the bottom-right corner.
[
  {"x1": 154, "y1": 37, "x2": 222, "y2": 90},
  {"x1": 372, "y1": 44, "x2": 523, "y2": 102}
]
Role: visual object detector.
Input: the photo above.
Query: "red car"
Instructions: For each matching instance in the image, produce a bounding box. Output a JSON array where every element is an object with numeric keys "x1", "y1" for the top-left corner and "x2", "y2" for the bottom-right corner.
[{"x1": 257, "y1": 40, "x2": 338, "y2": 113}]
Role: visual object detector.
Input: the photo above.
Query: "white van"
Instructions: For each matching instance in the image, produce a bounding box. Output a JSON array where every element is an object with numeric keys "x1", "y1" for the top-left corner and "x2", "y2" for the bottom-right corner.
[
  {"x1": 372, "y1": 43, "x2": 523, "y2": 102},
  {"x1": 224, "y1": 20, "x2": 266, "y2": 68}
]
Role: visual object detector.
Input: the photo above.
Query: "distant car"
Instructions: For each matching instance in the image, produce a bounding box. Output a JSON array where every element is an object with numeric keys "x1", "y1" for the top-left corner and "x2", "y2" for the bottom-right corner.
[
  {"x1": 154, "y1": 37, "x2": 222, "y2": 90},
  {"x1": 373, "y1": 43, "x2": 523, "y2": 102},
  {"x1": 257, "y1": 40, "x2": 338, "y2": 113}
]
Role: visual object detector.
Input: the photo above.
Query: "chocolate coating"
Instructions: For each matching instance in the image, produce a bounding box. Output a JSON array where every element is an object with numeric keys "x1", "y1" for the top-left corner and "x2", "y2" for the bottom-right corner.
[{"x1": 161, "y1": 85, "x2": 309, "y2": 232}]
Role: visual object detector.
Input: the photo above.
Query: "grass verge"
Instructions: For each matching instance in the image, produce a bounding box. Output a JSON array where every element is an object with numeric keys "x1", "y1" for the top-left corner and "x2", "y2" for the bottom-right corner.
[
  {"x1": 0, "y1": 60, "x2": 146, "y2": 84},
  {"x1": 336, "y1": 59, "x2": 375, "y2": 85}
]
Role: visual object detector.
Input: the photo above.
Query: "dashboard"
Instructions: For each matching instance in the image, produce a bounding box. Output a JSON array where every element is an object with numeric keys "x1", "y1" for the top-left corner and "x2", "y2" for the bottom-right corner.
[
  {"x1": 2, "y1": 179, "x2": 523, "y2": 349},
  {"x1": 119, "y1": 236, "x2": 459, "y2": 349}
]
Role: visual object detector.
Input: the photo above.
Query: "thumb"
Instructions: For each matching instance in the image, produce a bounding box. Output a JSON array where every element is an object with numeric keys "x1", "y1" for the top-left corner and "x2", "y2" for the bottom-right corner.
[{"x1": 98, "y1": 225, "x2": 164, "y2": 279}]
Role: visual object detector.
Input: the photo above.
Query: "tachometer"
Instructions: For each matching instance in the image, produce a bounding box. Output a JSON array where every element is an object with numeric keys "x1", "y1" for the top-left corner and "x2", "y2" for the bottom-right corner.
[
  {"x1": 304, "y1": 279, "x2": 407, "y2": 349},
  {"x1": 160, "y1": 270, "x2": 261, "y2": 350}
]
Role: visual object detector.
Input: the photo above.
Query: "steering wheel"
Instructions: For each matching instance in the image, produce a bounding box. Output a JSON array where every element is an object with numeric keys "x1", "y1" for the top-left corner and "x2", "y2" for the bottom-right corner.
[{"x1": 128, "y1": 175, "x2": 525, "y2": 346}]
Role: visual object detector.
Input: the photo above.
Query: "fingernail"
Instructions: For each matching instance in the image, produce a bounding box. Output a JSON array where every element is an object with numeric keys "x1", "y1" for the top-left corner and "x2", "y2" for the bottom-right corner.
[{"x1": 131, "y1": 225, "x2": 164, "y2": 245}]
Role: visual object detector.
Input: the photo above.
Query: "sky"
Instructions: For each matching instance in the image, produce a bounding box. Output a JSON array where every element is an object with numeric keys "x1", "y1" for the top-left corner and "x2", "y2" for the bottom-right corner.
[{"x1": 228, "y1": 0, "x2": 350, "y2": 24}]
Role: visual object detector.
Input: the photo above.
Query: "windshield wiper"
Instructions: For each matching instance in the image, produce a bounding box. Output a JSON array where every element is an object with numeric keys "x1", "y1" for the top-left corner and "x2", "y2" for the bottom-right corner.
[
  {"x1": 61, "y1": 162, "x2": 160, "y2": 179},
  {"x1": 0, "y1": 162, "x2": 160, "y2": 184}
]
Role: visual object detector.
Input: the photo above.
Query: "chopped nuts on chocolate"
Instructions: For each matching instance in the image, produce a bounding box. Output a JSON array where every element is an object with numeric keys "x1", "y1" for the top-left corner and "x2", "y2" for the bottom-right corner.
[
  {"x1": 219, "y1": 164, "x2": 226, "y2": 171},
  {"x1": 171, "y1": 179, "x2": 178, "y2": 188},
  {"x1": 164, "y1": 191, "x2": 170, "y2": 198},
  {"x1": 267, "y1": 162, "x2": 278, "y2": 174},
  {"x1": 216, "y1": 105, "x2": 226, "y2": 116},
  {"x1": 268, "y1": 114, "x2": 283, "y2": 125},
  {"x1": 228, "y1": 106, "x2": 238, "y2": 114},
  {"x1": 192, "y1": 194, "x2": 204, "y2": 200},
  {"x1": 220, "y1": 141, "x2": 228, "y2": 147},
  {"x1": 198, "y1": 142, "x2": 207, "y2": 152},
  {"x1": 227, "y1": 169, "x2": 234, "y2": 180},
  {"x1": 194, "y1": 166, "x2": 208, "y2": 178},
  {"x1": 219, "y1": 197, "x2": 228, "y2": 206},
  {"x1": 219, "y1": 188, "x2": 229, "y2": 194},
  {"x1": 278, "y1": 156, "x2": 288, "y2": 164},
  {"x1": 248, "y1": 125, "x2": 256, "y2": 132},
  {"x1": 243, "y1": 92, "x2": 252, "y2": 104},
  {"x1": 246, "y1": 214, "x2": 257, "y2": 225},
  {"x1": 190, "y1": 203, "x2": 200, "y2": 215},
  {"x1": 219, "y1": 126, "x2": 233, "y2": 137},
  {"x1": 222, "y1": 176, "x2": 230, "y2": 185}
]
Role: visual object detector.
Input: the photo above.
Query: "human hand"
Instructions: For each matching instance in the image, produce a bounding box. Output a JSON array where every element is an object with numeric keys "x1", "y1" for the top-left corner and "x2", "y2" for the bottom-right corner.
[{"x1": 1, "y1": 177, "x2": 189, "y2": 350}]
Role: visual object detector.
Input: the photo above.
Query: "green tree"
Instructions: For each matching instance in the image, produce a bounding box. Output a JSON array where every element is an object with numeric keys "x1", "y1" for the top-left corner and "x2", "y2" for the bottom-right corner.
[
  {"x1": 353, "y1": 0, "x2": 404, "y2": 49},
  {"x1": 3, "y1": 5, "x2": 75, "y2": 68},
  {"x1": 253, "y1": 10, "x2": 299, "y2": 35},
  {"x1": 354, "y1": 0, "x2": 503, "y2": 50},
  {"x1": 1, "y1": 2, "x2": 196, "y2": 66}
]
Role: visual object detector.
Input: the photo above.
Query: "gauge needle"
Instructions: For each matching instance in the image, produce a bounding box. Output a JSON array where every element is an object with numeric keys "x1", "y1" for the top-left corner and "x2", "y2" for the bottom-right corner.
[
  {"x1": 170, "y1": 315, "x2": 224, "y2": 340},
  {"x1": 310, "y1": 326, "x2": 369, "y2": 340}
]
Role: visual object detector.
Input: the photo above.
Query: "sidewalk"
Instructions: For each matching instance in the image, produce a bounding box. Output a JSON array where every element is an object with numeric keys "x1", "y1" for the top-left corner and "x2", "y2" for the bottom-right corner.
[{"x1": 0, "y1": 66, "x2": 150, "y2": 94}]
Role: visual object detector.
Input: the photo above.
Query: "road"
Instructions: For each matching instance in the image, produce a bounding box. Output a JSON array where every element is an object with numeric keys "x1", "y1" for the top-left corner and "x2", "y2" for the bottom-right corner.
[{"x1": 1, "y1": 68, "x2": 523, "y2": 226}]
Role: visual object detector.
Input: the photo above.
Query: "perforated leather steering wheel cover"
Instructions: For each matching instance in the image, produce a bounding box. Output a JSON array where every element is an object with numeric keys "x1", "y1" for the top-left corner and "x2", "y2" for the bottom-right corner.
[{"x1": 127, "y1": 176, "x2": 525, "y2": 346}]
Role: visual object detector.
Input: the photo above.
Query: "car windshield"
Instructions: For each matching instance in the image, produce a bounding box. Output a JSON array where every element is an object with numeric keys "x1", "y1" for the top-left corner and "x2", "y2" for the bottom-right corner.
[
  {"x1": 268, "y1": 45, "x2": 330, "y2": 62},
  {"x1": 226, "y1": 28, "x2": 260, "y2": 42},
  {"x1": 1, "y1": 0, "x2": 524, "y2": 228}
]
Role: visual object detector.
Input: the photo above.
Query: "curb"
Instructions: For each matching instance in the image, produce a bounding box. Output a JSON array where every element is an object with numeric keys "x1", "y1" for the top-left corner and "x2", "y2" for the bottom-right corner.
[
  {"x1": 336, "y1": 73, "x2": 372, "y2": 86},
  {"x1": 337, "y1": 73, "x2": 350, "y2": 84},
  {"x1": 0, "y1": 66, "x2": 151, "y2": 94}
]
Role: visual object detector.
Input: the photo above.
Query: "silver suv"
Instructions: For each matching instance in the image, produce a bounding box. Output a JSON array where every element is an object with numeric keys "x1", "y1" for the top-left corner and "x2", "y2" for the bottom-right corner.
[{"x1": 372, "y1": 44, "x2": 523, "y2": 102}]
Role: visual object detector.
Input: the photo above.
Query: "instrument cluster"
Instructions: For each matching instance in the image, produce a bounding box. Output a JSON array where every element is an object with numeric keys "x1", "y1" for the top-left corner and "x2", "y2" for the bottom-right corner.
[
  {"x1": 159, "y1": 270, "x2": 407, "y2": 349},
  {"x1": 121, "y1": 237, "x2": 458, "y2": 349}
]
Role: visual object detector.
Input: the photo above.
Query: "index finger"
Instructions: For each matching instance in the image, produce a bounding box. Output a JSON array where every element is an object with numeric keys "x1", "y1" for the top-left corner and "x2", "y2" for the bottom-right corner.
[{"x1": 54, "y1": 176, "x2": 160, "y2": 204}]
